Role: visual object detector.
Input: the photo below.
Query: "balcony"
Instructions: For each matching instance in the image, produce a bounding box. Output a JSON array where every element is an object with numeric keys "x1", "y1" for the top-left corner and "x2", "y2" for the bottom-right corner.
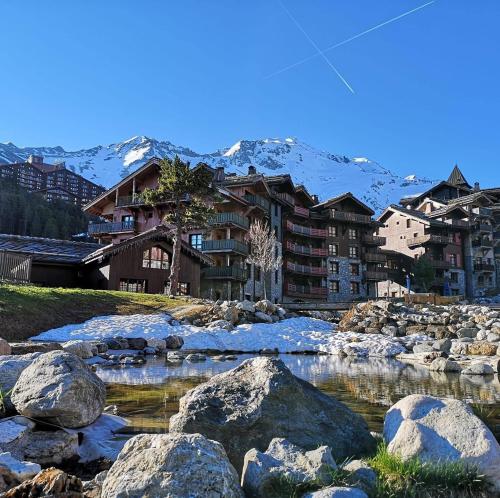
[
  {"x1": 293, "y1": 206, "x2": 310, "y2": 218},
  {"x1": 201, "y1": 239, "x2": 249, "y2": 255},
  {"x1": 286, "y1": 282, "x2": 328, "y2": 299},
  {"x1": 243, "y1": 193, "x2": 270, "y2": 212},
  {"x1": 116, "y1": 194, "x2": 146, "y2": 207},
  {"x1": 472, "y1": 207, "x2": 493, "y2": 218},
  {"x1": 209, "y1": 212, "x2": 249, "y2": 230},
  {"x1": 406, "y1": 234, "x2": 453, "y2": 247},
  {"x1": 445, "y1": 219, "x2": 469, "y2": 229},
  {"x1": 274, "y1": 192, "x2": 295, "y2": 207},
  {"x1": 286, "y1": 221, "x2": 327, "y2": 238},
  {"x1": 473, "y1": 223, "x2": 493, "y2": 233},
  {"x1": 286, "y1": 261, "x2": 327, "y2": 276},
  {"x1": 363, "y1": 252, "x2": 387, "y2": 263},
  {"x1": 329, "y1": 210, "x2": 372, "y2": 224},
  {"x1": 427, "y1": 258, "x2": 451, "y2": 269},
  {"x1": 365, "y1": 270, "x2": 388, "y2": 281},
  {"x1": 285, "y1": 241, "x2": 328, "y2": 257},
  {"x1": 472, "y1": 238, "x2": 493, "y2": 248},
  {"x1": 202, "y1": 266, "x2": 248, "y2": 281},
  {"x1": 362, "y1": 235, "x2": 386, "y2": 246},
  {"x1": 88, "y1": 220, "x2": 136, "y2": 236},
  {"x1": 474, "y1": 262, "x2": 495, "y2": 272}
]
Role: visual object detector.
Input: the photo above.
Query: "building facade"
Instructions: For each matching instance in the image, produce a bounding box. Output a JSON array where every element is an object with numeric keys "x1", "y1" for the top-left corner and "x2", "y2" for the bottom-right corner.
[{"x1": 0, "y1": 155, "x2": 105, "y2": 206}]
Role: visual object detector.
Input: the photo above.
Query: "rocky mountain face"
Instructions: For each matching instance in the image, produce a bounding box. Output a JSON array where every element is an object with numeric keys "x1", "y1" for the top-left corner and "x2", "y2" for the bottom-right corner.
[{"x1": 0, "y1": 136, "x2": 434, "y2": 211}]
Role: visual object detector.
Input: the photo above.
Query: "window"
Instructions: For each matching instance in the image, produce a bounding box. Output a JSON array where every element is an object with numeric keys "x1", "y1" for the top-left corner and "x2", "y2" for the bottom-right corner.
[
  {"x1": 329, "y1": 261, "x2": 339, "y2": 274},
  {"x1": 350, "y1": 263, "x2": 360, "y2": 276},
  {"x1": 349, "y1": 246, "x2": 359, "y2": 258},
  {"x1": 449, "y1": 254, "x2": 457, "y2": 267},
  {"x1": 328, "y1": 225, "x2": 337, "y2": 237},
  {"x1": 450, "y1": 272, "x2": 458, "y2": 283},
  {"x1": 189, "y1": 234, "x2": 203, "y2": 250},
  {"x1": 350, "y1": 281, "x2": 360, "y2": 294},
  {"x1": 348, "y1": 228, "x2": 358, "y2": 240},
  {"x1": 178, "y1": 282, "x2": 190, "y2": 296},
  {"x1": 255, "y1": 265, "x2": 261, "y2": 281},
  {"x1": 328, "y1": 244, "x2": 338, "y2": 256},
  {"x1": 329, "y1": 280, "x2": 339, "y2": 293},
  {"x1": 275, "y1": 270, "x2": 279, "y2": 284},
  {"x1": 119, "y1": 279, "x2": 147, "y2": 293},
  {"x1": 406, "y1": 219, "x2": 411, "y2": 228},
  {"x1": 143, "y1": 247, "x2": 169, "y2": 269}
]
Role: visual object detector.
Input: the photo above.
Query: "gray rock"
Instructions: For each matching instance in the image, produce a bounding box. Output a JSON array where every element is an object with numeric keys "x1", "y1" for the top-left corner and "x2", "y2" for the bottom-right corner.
[
  {"x1": 303, "y1": 487, "x2": 368, "y2": 498},
  {"x1": 62, "y1": 340, "x2": 94, "y2": 359},
  {"x1": 486, "y1": 333, "x2": 500, "y2": 343},
  {"x1": 381, "y1": 326, "x2": 399, "y2": 337},
  {"x1": 255, "y1": 299, "x2": 277, "y2": 315},
  {"x1": 0, "y1": 451, "x2": 40, "y2": 484},
  {"x1": 461, "y1": 363, "x2": 495, "y2": 375},
  {"x1": 241, "y1": 438, "x2": 336, "y2": 497},
  {"x1": 456, "y1": 327, "x2": 478, "y2": 339},
  {"x1": 126, "y1": 338, "x2": 147, "y2": 350},
  {"x1": 101, "y1": 433, "x2": 244, "y2": 498},
  {"x1": 254, "y1": 311, "x2": 273, "y2": 323},
  {"x1": 384, "y1": 394, "x2": 500, "y2": 491},
  {"x1": 432, "y1": 338, "x2": 451, "y2": 353},
  {"x1": 169, "y1": 357, "x2": 375, "y2": 472},
  {"x1": 236, "y1": 300, "x2": 256, "y2": 313},
  {"x1": 428, "y1": 357, "x2": 461, "y2": 372},
  {"x1": 146, "y1": 338, "x2": 166, "y2": 351},
  {"x1": 9, "y1": 342, "x2": 62, "y2": 355},
  {"x1": 185, "y1": 353, "x2": 207, "y2": 362},
  {"x1": 450, "y1": 342, "x2": 469, "y2": 355},
  {"x1": 11, "y1": 351, "x2": 106, "y2": 428},
  {"x1": 343, "y1": 460, "x2": 377, "y2": 494},
  {"x1": 207, "y1": 319, "x2": 234, "y2": 331},
  {"x1": 105, "y1": 338, "x2": 129, "y2": 350},
  {"x1": 91, "y1": 341, "x2": 109, "y2": 354},
  {"x1": 165, "y1": 335, "x2": 184, "y2": 350},
  {"x1": 166, "y1": 351, "x2": 186, "y2": 362},
  {"x1": 412, "y1": 343, "x2": 434, "y2": 354}
]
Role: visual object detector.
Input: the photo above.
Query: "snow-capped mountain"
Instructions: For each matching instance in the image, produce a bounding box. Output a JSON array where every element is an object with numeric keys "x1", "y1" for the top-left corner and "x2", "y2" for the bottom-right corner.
[{"x1": 0, "y1": 136, "x2": 434, "y2": 211}]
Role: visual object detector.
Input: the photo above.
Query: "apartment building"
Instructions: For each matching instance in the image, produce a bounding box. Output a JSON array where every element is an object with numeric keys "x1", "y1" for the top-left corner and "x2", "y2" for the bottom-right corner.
[
  {"x1": 0, "y1": 155, "x2": 105, "y2": 205},
  {"x1": 382, "y1": 165, "x2": 499, "y2": 297}
]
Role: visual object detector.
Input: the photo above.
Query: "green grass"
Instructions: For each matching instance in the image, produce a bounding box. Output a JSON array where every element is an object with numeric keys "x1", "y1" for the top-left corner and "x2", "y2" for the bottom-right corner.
[
  {"x1": 369, "y1": 443, "x2": 490, "y2": 498},
  {"x1": 0, "y1": 283, "x2": 185, "y2": 341}
]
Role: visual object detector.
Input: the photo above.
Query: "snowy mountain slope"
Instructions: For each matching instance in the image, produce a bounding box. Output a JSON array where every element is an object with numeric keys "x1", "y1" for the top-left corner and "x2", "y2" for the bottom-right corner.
[{"x1": 0, "y1": 136, "x2": 435, "y2": 211}]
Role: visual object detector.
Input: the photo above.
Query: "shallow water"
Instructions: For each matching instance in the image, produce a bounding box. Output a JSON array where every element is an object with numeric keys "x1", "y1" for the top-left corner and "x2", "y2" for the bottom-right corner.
[{"x1": 98, "y1": 354, "x2": 500, "y2": 440}]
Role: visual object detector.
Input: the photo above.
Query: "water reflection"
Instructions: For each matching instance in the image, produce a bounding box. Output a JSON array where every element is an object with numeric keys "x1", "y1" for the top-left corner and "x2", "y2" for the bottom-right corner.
[{"x1": 99, "y1": 354, "x2": 500, "y2": 439}]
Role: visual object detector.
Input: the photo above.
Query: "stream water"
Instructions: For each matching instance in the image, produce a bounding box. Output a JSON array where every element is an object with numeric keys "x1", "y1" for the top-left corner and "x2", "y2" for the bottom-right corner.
[{"x1": 97, "y1": 354, "x2": 500, "y2": 440}]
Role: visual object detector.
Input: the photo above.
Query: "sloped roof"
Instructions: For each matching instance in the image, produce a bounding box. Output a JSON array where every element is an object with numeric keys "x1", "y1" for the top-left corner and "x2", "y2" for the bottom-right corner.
[
  {"x1": 378, "y1": 204, "x2": 447, "y2": 226},
  {"x1": 447, "y1": 191, "x2": 495, "y2": 207},
  {"x1": 0, "y1": 234, "x2": 102, "y2": 264},
  {"x1": 312, "y1": 192, "x2": 374, "y2": 215},
  {"x1": 447, "y1": 165, "x2": 471, "y2": 188}
]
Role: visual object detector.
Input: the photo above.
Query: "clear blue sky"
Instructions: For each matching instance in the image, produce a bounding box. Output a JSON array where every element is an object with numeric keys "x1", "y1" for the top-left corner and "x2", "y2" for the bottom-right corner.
[{"x1": 1, "y1": 0, "x2": 499, "y2": 186}]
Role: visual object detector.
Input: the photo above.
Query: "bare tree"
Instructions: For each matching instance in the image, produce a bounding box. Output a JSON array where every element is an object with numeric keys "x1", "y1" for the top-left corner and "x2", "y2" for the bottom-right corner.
[{"x1": 246, "y1": 220, "x2": 282, "y2": 300}]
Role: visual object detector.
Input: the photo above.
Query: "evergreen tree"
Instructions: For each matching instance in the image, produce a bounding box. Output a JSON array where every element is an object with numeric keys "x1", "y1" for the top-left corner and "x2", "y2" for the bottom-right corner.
[
  {"x1": 413, "y1": 256, "x2": 435, "y2": 292},
  {"x1": 143, "y1": 156, "x2": 215, "y2": 296}
]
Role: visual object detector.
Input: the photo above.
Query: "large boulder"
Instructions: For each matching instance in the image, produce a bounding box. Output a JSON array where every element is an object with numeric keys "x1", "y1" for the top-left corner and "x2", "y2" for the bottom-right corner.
[
  {"x1": 242, "y1": 438, "x2": 336, "y2": 497},
  {"x1": 62, "y1": 340, "x2": 94, "y2": 359},
  {"x1": 255, "y1": 299, "x2": 277, "y2": 315},
  {"x1": 467, "y1": 341, "x2": 497, "y2": 356},
  {"x1": 236, "y1": 300, "x2": 255, "y2": 313},
  {"x1": 303, "y1": 487, "x2": 368, "y2": 498},
  {"x1": 101, "y1": 433, "x2": 244, "y2": 498},
  {"x1": 0, "y1": 452, "x2": 40, "y2": 492},
  {"x1": 0, "y1": 338, "x2": 11, "y2": 356},
  {"x1": 9, "y1": 342, "x2": 62, "y2": 355},
  {"x1": 165, "y1": 335, "x2": 184, "y2": 350},
  {"x1": 384, "y1": 394, "x2": 500, "y2": 491},
  {"x1": 0, "y1": 416, "x2": 78, "y2": 465},
  {"x1": 170, "y1": 357, "x2": 375, "y2": 472},
  {"x1": 11, "y1": 351, "x2": 106, "y2": 428}
]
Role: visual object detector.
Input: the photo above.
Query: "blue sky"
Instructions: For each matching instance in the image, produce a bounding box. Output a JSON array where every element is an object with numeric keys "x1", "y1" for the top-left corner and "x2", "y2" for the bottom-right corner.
[{"x1": 0, "y1": 0, "x2": 498, "y2": 186}]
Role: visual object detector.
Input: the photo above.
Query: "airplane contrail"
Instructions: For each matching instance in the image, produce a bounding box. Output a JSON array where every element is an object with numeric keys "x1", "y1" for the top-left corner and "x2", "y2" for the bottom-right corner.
[
  {"x1": 278, "y1": 0, "x2": 355, "y2": 93},
  {"x1": 267, "y1": 1, "x2": 435, "y2": 79}
]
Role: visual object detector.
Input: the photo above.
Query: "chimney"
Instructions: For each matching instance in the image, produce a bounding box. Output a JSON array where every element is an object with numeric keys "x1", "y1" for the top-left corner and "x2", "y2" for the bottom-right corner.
[
  {"x1": 473, "y1": 182, "x2": 480, "y2": 191},
  {"x1": 248, "y1": 165, "x2": 257, "y2": 175},
  {"x1": 27, "y1": 155, "x2": 43, "y2": 164},
  {"x1": 312, "y1": 194, "x2": 319, "y2": 204},
  {"x1": 214, "y1": 166, "x2": 225, "y2": 182}
]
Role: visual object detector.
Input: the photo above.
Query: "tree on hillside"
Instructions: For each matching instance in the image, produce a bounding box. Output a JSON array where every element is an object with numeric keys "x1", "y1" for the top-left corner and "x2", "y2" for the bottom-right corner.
[
  {"x1": 246, "y1": 220, "x2": 282, "y2": 300},
  {"x1": 413, "y1": 256, "x2": 435, "y2": 292},
  {"x1": 143, "y1": 156, "x2": 215, "y2": 296}
]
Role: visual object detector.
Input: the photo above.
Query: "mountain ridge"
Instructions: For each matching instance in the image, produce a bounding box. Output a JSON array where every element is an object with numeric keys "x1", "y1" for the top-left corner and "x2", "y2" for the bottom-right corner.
[{"x1": 0, "y1": 136, "x2": 435, "y2": 211}]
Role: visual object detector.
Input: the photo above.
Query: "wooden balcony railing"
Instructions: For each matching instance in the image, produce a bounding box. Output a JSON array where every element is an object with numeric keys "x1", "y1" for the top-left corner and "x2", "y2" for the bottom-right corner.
[
  {"x1": 243, "y1": 193, "x2": 270, "y2": 212},
  {"x1": 365, "y1": 270, "x2": 388, "y2": 280},
  {"x1": 274, "y1": 192, "x2": 295, "y2": 206},
  {"x1": 427, "y1": 258, "x2": 451, "y2": 269},
  {"x1": 329, "y1": 210, "x2": 372, "y2": 224},
  {"x1": 202, "y1": 266, "x2": 248, "y2": 281},
  {"x1": 363, "y1": 252, "x2": 387, "y2": 263},
  {"x1": 285, "y1": 221, "x2": 327, "y2": 238},
  {"x1": 201, "y1": 239, "x2": 249, "y2": 255},
  {"x1": 285, "y1": 241, "x2": 328, "y2": 257},
  {"x1": 406, "y1": 234, "x2": 453, "y2": 247},
  {"x1": 209, "y1": 212, "x2": 249, "y2": 230},
  {"x1": 293, "y1": 206, "x2": 310, "y2": 218},
  {"x1": 362, "y1": 235, "x2": 386, "y2": 245},
  {"x1": 88, "y1": 220, "x2": 136, "y2": 235},
  {"x1": 116, "y1": 195, "x2": 145, "y2": 207},
  {"x1": 286, "y1": 282, "x2": 328, "y2": 298},
  {"x1": 472, "y1": 238, "x2": 493, "y2": 248},
  {"x1": 474, "y1": 262, "x2": 495, "y2": 272},
  {"x1": 444, "y1": 219, "x2": 469, "y2": 229},
  {"x1": 285, "y1": 261, "x2": 327, "y2": 276}
]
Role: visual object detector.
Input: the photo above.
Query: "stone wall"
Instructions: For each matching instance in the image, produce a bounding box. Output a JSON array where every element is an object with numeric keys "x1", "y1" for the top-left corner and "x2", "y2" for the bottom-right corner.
[{"x1": 326, "y1": 256, "x2": 366, "y2": 302}]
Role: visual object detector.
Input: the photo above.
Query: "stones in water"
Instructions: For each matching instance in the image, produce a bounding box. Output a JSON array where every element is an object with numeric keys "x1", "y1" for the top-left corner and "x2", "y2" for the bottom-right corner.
[
  {"x1": 184, "y1": 353, "x2": 206, "y2": 362},
  {"x1": 461, "y1": 363, "x2": 495, "y2": 375},
  {"x1": 126, "y1": 338, "x2": 147, "y2": 350},
  {"x1": 428, "y1": 357, "x2": 461, "y2": 372},
  {"x1": 165, "y1": 335, "x2": 184, "y2": 350},
  {"x1": 383, "y1": 394, "x2": 500, "y2": 491},
  {"x1": 11, "y1": 351, "x2": 106, "y2": 428},
  {"x1": 62, "y1": 340, "x2": 94, "y2": 359},
  {"x1": 8, "y1": 342, "x2": 62, "y2": 355},
  {"x1": 169, "y1": 357, "x2": 376, "y2": 472},
  {"x1": 241, "y1": 438, "x2": 336, "y2": 498},
  {"x1": 105, "y1": 337, "x2": 129, "y2": 350},
  {"x1": 101, "y1": 433, "x2": 244, "y2": 498}
]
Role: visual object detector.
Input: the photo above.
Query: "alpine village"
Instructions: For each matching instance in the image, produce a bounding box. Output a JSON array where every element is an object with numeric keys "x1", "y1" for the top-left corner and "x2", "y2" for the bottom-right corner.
[{"x1": 0, "y1": 152, "x2": 500, "y2": 498}]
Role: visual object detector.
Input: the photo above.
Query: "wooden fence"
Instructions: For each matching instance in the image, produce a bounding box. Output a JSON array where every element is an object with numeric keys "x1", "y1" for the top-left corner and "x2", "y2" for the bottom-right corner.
[
  {"x1": 404, "y1": 293, "x2": 463, "y2": 306},
  {"x1": 0, "y1": 251, "x2": 32, "y2": 284}
]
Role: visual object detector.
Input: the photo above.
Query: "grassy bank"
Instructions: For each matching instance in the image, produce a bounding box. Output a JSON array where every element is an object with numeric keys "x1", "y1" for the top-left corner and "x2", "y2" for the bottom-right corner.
[{"x1": 0, "y1": 284, "x2": 184, "y2": 341}]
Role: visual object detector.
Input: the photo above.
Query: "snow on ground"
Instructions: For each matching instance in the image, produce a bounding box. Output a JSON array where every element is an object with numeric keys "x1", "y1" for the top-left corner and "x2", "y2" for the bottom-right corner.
[{"x1": 33, "y1": 314, "x2": 430, "y2": 357}]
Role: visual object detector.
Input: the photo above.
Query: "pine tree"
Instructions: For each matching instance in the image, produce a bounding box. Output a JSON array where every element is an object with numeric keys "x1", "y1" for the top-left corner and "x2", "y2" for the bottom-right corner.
[
  {"x1": 143, "y1": 156, "x2": 215, "y2": 296},
  {"x1": 413, "y1": 256, "x2": 435, "y2": 292}
]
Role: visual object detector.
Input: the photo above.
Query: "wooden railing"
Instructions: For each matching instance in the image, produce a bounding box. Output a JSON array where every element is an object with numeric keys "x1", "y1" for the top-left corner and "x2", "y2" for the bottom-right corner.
[
  {"x1": 329, "y1": 210, "x2": 372, "y2": 224},
  {"x1": 474, "y1": 262, "x2": 495, "y2": 272},
  {"x1": 209, "y1": 212, "x2": 249, "y2": 230},
  {"x1": 365, "y1": 270, "x2": 388, "y2": 280},
  {"x1": 285, "y1": 221, "x2": 327, "y2": 238},
  {"x1": 427, "y1": 258, "x2": 450, "y2": 269},
  {"x1": 293, "y1": 206, "x2": 310, "y2": 218},
  {"x1": 363, "y1": 252, "x2": 387, "y2": 263},
  {"x1": 0, "y1": 251, "x2": 31, "y2": 284},
  {"x1": 362, "y1": 235, "x2": 386, "y2": 245},
  {"x1": 274, "y1": 192, "x2": 295, "y2": 206},
  {"x1": 243, "y1": 193, "x2": 270, "y2": 211},
  {"x1": 88, "y1": 220, "x2": 136, "y2": 235},
  {"x1": 445, "y1": 219, "x2": 469, "y2": 229},
  {"x1": 202, "y1": 266, "x2": 248, "y2": 281},
  {"x1": 286, "y1": 282, "x2": 328, "y2": 297},
  {"x1": 406, "y1": 234, "x2": 453, "y2": 247},
  {"x1": 201, "y1": 239, "x2": 249, "y2": 254},
  {"x1": 285, "y1": 241, "x2": 327, "y2": 257},
  {"x1": 116, "y1": 195, "x2": 145, "y2": 207},
  {"x1": 286, "y1": 261, "x2": 327, "y2": 275}
]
